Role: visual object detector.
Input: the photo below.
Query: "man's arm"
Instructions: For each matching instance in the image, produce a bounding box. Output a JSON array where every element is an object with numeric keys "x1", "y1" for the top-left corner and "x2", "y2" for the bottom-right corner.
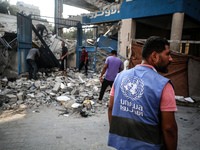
[
  {"x1": 161, "y1": 111, "x2": 178, "y2": 150},
  {"x1": 61, "y1": 52, "x2": 69, "y2": 60},
  {"x1": 100, "y1": 64, "x2": 108, "y2": 82},
  {"x1": 36, "y1": 49, "x2": 40, "y2": 58},
  {"x1": 84, "y1": 51, "x2": 88, "y2": 64},
  {"x1": 84, "y1": 56, "x2": 88, "y2": 64},
  {"x1": 108, "y1": 95, "x2": 114, "y2": 126}
]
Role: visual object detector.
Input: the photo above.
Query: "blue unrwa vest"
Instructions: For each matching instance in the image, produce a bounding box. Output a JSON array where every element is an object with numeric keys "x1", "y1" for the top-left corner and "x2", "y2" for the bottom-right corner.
[{"x1": 108, "y1": 65, "x2": 171, "y2": 150}]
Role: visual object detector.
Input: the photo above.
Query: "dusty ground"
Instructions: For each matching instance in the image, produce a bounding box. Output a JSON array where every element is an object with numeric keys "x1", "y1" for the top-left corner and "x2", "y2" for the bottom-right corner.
[{"x1": 0, "y1": 102, "x2": 200, "y2": 150}]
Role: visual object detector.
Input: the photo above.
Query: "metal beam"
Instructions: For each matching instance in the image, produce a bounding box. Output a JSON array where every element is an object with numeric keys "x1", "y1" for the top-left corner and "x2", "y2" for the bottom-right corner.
[{"x1": 63, "y1": 0, "x2": 99, "y2": 12}]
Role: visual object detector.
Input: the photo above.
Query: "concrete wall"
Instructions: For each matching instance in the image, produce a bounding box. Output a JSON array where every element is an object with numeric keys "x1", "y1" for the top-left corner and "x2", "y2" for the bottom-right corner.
[
  {"x1": 68, "y1": 53, "x2": 76, "y2": 68},
  {"x1": 119, "y1": 19, "x2": 136, "y2": 59}
]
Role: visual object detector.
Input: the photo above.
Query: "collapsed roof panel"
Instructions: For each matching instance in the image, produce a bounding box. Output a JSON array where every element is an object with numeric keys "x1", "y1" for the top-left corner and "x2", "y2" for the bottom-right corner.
[{"x1": 36, "y1": 46, "x2": 60, "y2": 69}]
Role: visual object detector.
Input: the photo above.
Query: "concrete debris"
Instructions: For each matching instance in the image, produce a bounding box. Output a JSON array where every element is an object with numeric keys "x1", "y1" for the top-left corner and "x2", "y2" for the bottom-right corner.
[
  {"x1": 71, "y1": 102, "x2": 82, "y2": 108},
  {"x1": 17, "y1": 92, "x2": 24, "y2": 100},
  {"x1": 185, "y1": 97, "x2": 195, "y2": 103},
  {"x1": 0, "y1": 69, "x2": 111, "y2": 117},
  {"x1": 57, "y1": 96, "x2": 70, "y2": 102},
  {"x1": 6, "y1": 94, "x2": 17, "y2": 102},
  {"x1": 175, "y1": 95, "x2": 195, "y2": 103}
]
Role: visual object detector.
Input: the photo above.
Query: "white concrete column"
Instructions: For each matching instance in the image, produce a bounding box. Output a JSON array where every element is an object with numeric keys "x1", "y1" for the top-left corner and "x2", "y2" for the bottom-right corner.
[
  {"x1": 170, "y1": 12, "x2": 184, "y2": 52},
  {"x1": 119, "y1": 19, "x2": 136, "y2": 59}
]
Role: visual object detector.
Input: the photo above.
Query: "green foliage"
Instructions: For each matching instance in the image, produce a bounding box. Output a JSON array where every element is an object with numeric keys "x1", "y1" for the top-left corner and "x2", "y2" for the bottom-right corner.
[
  {"x1": 9, "y1": 5, "x2": 19, "y2": 15},
  {"x1": 62, "y1": 27, "x2": 94, "y2": 40},
  {"x1": 0, "y1": 0, "x2": 19, "y2": 15},
  {"x1": 62, "y1": 27, "x2": 77, "y2": 39},
  {"x1": 0, "y1": 0, "x2": 9, "y2": 14}
]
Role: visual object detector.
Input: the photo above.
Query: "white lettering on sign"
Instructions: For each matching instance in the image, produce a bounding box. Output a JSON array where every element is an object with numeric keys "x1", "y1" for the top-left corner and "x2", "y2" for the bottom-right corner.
[
  {"x1": 120, "y1": 99, "x2": 144, "y2": 116},
  {"x1": 89, "y1": 9, "x2": 120, "y2": 19}
]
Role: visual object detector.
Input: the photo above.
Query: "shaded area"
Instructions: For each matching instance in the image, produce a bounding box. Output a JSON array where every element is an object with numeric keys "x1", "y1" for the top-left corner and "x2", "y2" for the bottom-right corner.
[{"x1": 36, "y1": 46, "x2": 60, "y2": 69}]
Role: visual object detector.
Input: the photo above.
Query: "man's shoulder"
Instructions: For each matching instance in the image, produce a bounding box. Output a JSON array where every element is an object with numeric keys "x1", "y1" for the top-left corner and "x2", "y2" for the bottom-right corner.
[
  {"x1": 63, "y1": 46, "x2": 68, "y2": 50},
  {"x1": 107, "y1": 56, "x2": 112, "y2": 59},
  {"x1": 114, "y1": 56, "x2": 123, "y2": 62}
]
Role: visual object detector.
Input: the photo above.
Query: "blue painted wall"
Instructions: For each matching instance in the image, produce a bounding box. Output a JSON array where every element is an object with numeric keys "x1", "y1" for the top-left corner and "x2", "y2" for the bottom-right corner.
[
  {"x1": 183, "y1": 0, "x2": 200, "y2": 21},
  {"x1": 82, "y1": 0, "x2": 200, "y2": 24}
]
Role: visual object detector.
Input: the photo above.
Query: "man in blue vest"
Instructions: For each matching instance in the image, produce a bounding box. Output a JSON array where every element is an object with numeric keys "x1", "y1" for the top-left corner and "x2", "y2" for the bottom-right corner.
[{"x1": 108, "y1": 36, "x2": 177, "y2": 150}]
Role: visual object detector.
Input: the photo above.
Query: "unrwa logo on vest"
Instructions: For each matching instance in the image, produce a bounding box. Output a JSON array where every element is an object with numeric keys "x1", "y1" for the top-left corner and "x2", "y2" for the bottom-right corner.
[{"x1": 120, "y1": 75, "x2": 144, "y2": 101}]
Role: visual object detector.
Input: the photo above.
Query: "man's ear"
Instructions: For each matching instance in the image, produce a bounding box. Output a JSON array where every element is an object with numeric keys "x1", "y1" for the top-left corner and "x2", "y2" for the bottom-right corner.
[{"x1": 151, "y1": 51, "x2": 159, "y2": 63}]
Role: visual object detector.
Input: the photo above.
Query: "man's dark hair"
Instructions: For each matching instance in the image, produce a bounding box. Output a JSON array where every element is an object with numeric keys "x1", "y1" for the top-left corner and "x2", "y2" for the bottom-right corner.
[
  {"x1": 111, "y1": 50, "x2": 117, "y2": 55},
  {"x1": 142, "y1": 36, "x2": 169, "y2": 60},
  {"x1": 81, "y1": 46, "x2": 85, "y2": 49}
]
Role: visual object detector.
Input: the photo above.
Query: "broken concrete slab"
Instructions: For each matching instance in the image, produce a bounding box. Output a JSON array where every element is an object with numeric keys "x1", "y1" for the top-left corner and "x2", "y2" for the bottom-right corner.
[
  {"x1": 57, "y1": 96, "x2": 70, "y2": 102},
  {"x1": 6, "y1": 94, "x2": 17, "y2": 102},
  {"x1": 52, "y1": 82, "x2": 60, "y2": 93},
  {"x1": 34, "y1": 81, "x2": 41, "y2": 88},
  {"x1": 17, "y1": 92, "x2": 24, "y2": 100},
  {"x1": 40, "y1": 85, "x2": 47, "y2": 90}
]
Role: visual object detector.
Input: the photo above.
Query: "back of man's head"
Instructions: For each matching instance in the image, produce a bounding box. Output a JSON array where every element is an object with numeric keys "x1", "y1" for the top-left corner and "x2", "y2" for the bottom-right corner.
[
  {"x1": 142, "y1": 36, "x2": 169, "y2": 60},
  {"x1": 111, "y1": 50, "x2": 117, "y2": 56}
]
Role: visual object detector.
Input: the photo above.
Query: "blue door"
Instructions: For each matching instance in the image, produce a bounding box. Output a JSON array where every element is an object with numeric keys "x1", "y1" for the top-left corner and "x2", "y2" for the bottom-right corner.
[
  {"x1": 77, "y1": 25, "x2": 98, "y2": 72},
  {"x1": 17, "y1": 13, "x2": 32, "y2": 75}
]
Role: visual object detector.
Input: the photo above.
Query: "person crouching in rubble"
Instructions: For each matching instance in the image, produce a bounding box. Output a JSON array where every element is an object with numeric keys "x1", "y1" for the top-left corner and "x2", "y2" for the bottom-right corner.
[
  {"x1": 35, "y1": 23, "x2": 48, "y2": 39},
  {"x1": 60, "y1": 42, "x2": 69, "y2": 76},
  {"x1": 79, "y1": 46, "x2": 89, "y2": 76},
  {"x1": 26, "y1": 46, "x2": 40, "y2": 80}
]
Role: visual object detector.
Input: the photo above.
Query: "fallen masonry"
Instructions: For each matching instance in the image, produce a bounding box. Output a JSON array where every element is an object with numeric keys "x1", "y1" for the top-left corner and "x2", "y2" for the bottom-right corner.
[{"x1": 0, "y1": 68, "x2": 111, "y2": 117}]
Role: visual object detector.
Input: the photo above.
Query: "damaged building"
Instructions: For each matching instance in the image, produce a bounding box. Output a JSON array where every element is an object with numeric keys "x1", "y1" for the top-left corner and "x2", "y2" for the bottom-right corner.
[
  {"x1": 0, "y1": 0, "x2": 200, "y2": 114},
  {"x1": 56, "y1": 0, "x2": 200, "y2": 102}
]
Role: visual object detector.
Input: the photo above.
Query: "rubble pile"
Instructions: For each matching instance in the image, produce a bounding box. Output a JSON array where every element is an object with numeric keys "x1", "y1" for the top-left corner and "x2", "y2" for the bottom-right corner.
[{"x1": 0, "y1": 69, "x2": 111, "y2": 117}]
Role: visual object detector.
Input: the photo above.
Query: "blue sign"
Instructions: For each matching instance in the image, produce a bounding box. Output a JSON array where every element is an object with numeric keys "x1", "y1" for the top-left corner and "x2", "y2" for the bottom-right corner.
[{"x1": 82, "y1": 0, "x2": 200, "y2": 24}]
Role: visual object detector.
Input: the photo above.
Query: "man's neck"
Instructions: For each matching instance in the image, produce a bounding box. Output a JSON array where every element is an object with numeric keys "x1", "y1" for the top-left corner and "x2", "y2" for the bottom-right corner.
[{"x1": 141, "y1": 60, "x2": 149, "y2": 65}]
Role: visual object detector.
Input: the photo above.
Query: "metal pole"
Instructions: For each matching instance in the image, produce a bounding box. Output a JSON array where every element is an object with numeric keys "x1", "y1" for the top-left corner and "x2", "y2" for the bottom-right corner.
[{"x1": 54, "y1": 0, "x2": 57, "y2": 34}]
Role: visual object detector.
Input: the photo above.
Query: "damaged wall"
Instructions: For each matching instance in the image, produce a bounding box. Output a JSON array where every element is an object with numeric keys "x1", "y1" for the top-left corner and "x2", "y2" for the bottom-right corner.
[
  {"x1": 0, "y1": 13, "x2": 78, "y2": 77},
  {"x1": 0, "y1": 13, "x2": 18, "y2": 77}
]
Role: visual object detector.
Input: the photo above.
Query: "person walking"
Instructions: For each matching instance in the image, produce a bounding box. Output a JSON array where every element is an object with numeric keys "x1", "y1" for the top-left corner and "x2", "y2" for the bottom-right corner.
[
  {"x1": 26, "y1": 47, "x2": 40, "y2": 80},
  {"x1": 60, "y1": 42, "x2": 69, "y2": 76},
  {"x1": 79, "y1": 46, "x2": 89, "y2": 75},
  {"x1": 108, "y1": 36, "x2": 177, "y2": 150},
  {"x1": 97, "y1": 50, "x2": 123, "y2": 104}
]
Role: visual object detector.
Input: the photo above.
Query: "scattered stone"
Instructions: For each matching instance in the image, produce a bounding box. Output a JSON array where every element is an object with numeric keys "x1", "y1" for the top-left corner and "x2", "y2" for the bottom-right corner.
[
  {"x1": 71, "y1": 103, "x2": 82, "y2": 108},
  {"x1": 57, "y1": 96, "x2": 70, "y2": 102},
  {"x1": 52, "y1": 82, "x2": 60, "y2": 93},
  {"x1": 34, "y1": 81, "x2": 41, "y2": 88},
  {"x1": 6, "y1": 94, "x2": 17, "y2": 102},
  {"x1": 40, "y1": 85, "x2": 47, "y2": 90},
  {"x1": 17, "y1": 92, "x2": 24, "y2": 100},
  {"x1": 0, "y1": 68, "x2": 112, "y2": 117}
]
